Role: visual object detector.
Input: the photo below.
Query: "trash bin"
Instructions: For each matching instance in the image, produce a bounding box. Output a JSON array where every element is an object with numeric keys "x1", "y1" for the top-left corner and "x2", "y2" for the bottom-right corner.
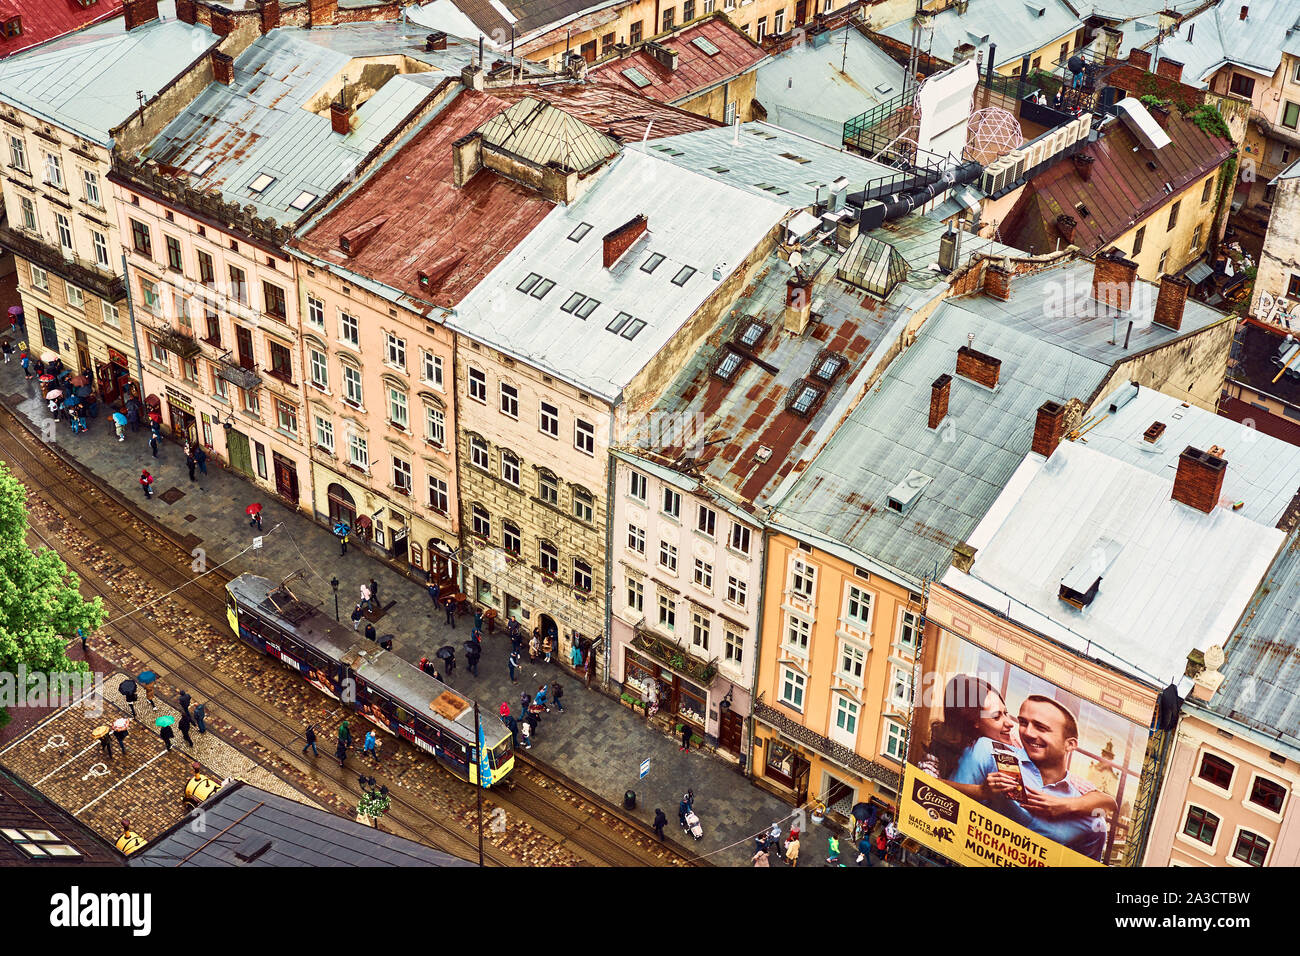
[{"x1": 624, "y1": 789, "x2": 636, "y2": 811}]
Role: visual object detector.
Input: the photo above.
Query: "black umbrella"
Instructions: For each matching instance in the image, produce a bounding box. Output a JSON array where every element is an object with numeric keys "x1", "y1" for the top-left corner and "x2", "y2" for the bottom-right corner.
[
  {"x1": 118, "y1": 679, "x2": 137, "y2": 697},
  {"x1": 436, "y1": 645, "x2": 455, "y2": 661},
  {"x1": 1067, "y1": 54, "x2": 1085, "y2": 75},
  {"x1": 75, "y1": 384, "x2": 93, "y2": 398},
  {"x1": 463, "y1": 641, "x2": 481, "y2": 653},
  {"x1": 850, "y1": 802, "x2": 872, "y2": 822}
]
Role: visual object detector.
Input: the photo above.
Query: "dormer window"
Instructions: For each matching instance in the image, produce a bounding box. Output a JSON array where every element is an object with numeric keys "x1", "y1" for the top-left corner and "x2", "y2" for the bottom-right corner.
[{"x1": 3, "y1": 17, "x2": 21, "y2": 38}]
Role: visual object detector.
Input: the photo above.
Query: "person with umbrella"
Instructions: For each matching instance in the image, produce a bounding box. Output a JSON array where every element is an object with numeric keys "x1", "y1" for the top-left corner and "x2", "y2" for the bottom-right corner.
[
  {"x1": 113, "y1": 410, "x2": 128, "y2": 442},
  {"x1": 119, "y1": 679, "x2": 138, "y2": 718},
  {"x1": 139, "y1": 469, "x2": 154, "y2": 499},
  {"x1": 93, "y1": 725, "x2": 113, "y2": 762},
  {"x1": 138, "y1": 670, "x2": 158, "y2": 708},
  {"x1": 437, "y1": 644, "x2": 456, "y2": 678},
  {"x1": 465, "y1": 640, "x2": 480, "y2": 676},
  {"x1": 334, "y1": 521, "x2": 350, "y2": 556},
  {"x1": 157, "y1": 715, "x2": 175, "y2": 751},
  {"x1": 112, "y1": 718, "x2": 130, "y2": 754},
  {"x1": 247, "y1": 502, "x2": 263, "y2": 530}
]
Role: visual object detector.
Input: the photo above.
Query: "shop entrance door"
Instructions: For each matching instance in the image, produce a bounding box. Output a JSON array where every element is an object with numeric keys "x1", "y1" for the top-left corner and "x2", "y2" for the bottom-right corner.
[
  {"x1": 273, "y1": 453, "x2": 299, "y2": 504},
  {"x1": 795, "y1": 0, "x2": 807, "y2": 25},
  {"x1": 227, "y1": 429, "x2": 253, "y2": 476},
  {"x1": 74, "y1": 331, "x2": 92, "y2": 376},
  {"x1": 718, "y1": 708, "x2": 743, "y2": 754}
]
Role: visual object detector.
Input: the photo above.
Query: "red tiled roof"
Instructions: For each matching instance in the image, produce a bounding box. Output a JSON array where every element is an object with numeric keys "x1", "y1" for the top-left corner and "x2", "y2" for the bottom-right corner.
[
  {"x1": 492, "y1": 80, "x2": 720, "y2": 141},
  {"x1": 294, "y1": 89, "x2": 554, "y2": 309},
  {"x1": 1220, "y1": 394, "x2": 1300, "y2": 448},
  {"x1": 0, "y1": 0, "x2": 125, "y2": 59},
  {"x1": 589, "y1": 15, "x2": 766, "y2": 106},
  {"x1": 1000, "y1": 110, "x2": 1234, "y2": 258}
]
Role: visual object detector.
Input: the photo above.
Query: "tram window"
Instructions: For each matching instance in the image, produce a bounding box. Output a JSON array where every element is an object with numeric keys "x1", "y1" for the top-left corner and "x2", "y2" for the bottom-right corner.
[
  {"x1": 491, "y1": 738, "x2": 512, "y2": 766},
  {"x1": 393, "y1": 705, "x2": 413, "y2": 724},
  {"x1": 443, "y1": 737, "x2": 467, "y2": 762}
]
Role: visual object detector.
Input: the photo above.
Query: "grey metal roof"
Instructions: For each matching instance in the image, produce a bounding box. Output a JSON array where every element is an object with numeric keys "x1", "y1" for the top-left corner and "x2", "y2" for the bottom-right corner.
[
  {"x1": 449, "y1": 148, "x2": 789, "y2": 400},
  {"x1": 881, "y1": 0, "x2": 1082, "y2": 68},
  {"x1": 0, "y1": 15, "x2": 217, "y2": 145},
  {"x1": 838, "y1": 231, "x2": 907, "y2": 298},
  {"x1": 409, "y1": 0, "x2": 617, "y2": 44},
  {"x1": 948, "y1": 259, "x2": 1233, "y2": 368},
  {"x1": 771, "y1": 300, "x2": 1111, "y2": 587},
  {"x1": 754, "y1": 26, "x2": 905, "y2": 147},
  {"x1": 1208, "y1": 532, "x2": 1300, "y2": 748},
  {"x1": 477, "y1": 96, "x2": 617, "y2": 173},
  {"x1": 130, "y1": 781, "x2": 472, "y2": 866},
  {"x1": 1138, "y1": 0, "x2": 1300, "y2": 89},
  {"x1": 627, "y1": 120, "x2": 899, "y2": 210}
]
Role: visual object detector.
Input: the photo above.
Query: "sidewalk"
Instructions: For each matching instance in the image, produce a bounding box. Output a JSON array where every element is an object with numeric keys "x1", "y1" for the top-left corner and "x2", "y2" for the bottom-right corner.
[{"x1": 0, "y1": 356, "x2": 863, "y2": 867}]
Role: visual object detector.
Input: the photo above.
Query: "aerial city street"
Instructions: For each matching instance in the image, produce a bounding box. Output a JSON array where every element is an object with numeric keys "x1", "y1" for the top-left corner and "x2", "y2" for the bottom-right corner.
[{"x1": 0, "y1": 0, "x2": 1294, "y2": 900}]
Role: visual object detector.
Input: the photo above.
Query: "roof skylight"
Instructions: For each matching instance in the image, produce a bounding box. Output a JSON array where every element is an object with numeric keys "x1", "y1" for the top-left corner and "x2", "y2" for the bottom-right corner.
[
  {"x1": 192, "y1": 158, "x2": 215, "y2": 177},
  {"x1": 249, "y1": 173, "x2": 276, "y2": 193},
  {"x1": 714, "y1": 350, "x2": 743, "y2": 381},
  {"x1": 606, "y1": 312, "x2": 632, "y2": 334},
  {"x1": 739, "y1": 320, "x2": 767, "y2": 347},
  {"x1": 290, "y1": 190, "x2": 317, "y2": 211},
  {"x1": 641, "y1": 253, "x2": 665, "y2": 274},
  {"x1": 671, "y1": 266, "x2": 696, "y2": 286},
  {"x1": 623, "y1": 67, "x2": 653, "y2": 88},
  {"x1": 692, "y1": 37, "x2": 721, "y2": 55},
  {"x1": 569, "y1": 222, "x2": 592, "y2": 242},
  {"x1": 517, "y1": 273, "x2": 542, "y2": 293},
  {"x1": 530, "y1": 278, "x2": 555, "y2": 299},
  {"x1": 621, "y1": 318, "x2": 647, "y2": 339}
]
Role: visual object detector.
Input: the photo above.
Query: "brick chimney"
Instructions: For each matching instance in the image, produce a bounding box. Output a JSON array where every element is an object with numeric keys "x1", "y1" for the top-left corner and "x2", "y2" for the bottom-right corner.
[
  {"x1": 603, "y1": 214, "x2": 648, "y2": 268},
  {"x1": 1240, "y1": 4, "x2": 1248, "y2": 20},
  {"x1": 784, "y1": 269, "x2": 813, "y2": 335},
  {"x1": 211, "y1": 51, "x2": 235, "y2": 86},
  {"x1": 1032, "y1": 400, "x2": 1065, "y2": 457},
  {"x1": 211, "y1": 11, "x2": 233, "y2": 36},
  {"x1": 1092, "y1": 250, "x2": 1139, "y2": 313},
  {"x1": 124, "y1": 0, "x2": 160, "y2": 30},
  {"x1": 176, "y1": 0, "x2": 198, "y2": 24},
  {"x1": 1154, "y1": 274, "x2": 1190, "y2": 331},
  {"x1": 1172, "y1": 445, "x2": 1226, "y2": 513},
  {"x1": 330, "y1": 100, "x2": 352, "y2": 135},
  {"x1": 1128, "y1": 48, "x2": 1151, "y2": 70},
  {"x1": 1056, "y1": 214, "x2": 1077, "y2": 244},
  {"x1": 984, "y1": 262, "x2": 1012, "y2": 300},
  {"x1": 1149, "y1": 103, "x2": 1171, "y2": 129},
  {"x1": 929, "y1": 374, "x2": 951, "y2": 429},
  {"x1": 260, "y1": 0, "x2": 281, "y2": 33},
  {"x1": 1155, "y1": 57, "x2": 1183, "y2": 82},
  {"x1": 1072, "y1": 153, "x2": 1094, "y2": 182},
  {"x1": 310, "y1": 0, "x2": 339, "y2": 26},
  {"x1": 956, "y1": 344, "x2": 1001, "y2": 389},
  {"x1": 426, "y1": 32, "x2": 448, "y2": 52}
]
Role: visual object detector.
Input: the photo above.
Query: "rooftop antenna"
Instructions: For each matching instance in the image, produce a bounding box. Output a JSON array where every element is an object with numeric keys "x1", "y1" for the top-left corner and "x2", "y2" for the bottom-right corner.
[
  {"x1": 967, "y1": 331, "x2": 975, "y2": 349},
  {"x1": 733, "y1": 114, "x2": 739, "y2": 145},
  {"x1": 340, "y1": 74, "x2": 348, "y2": 109},
  {"x1": 478, "y1": 36, "x2": 484, "y2": 68}
]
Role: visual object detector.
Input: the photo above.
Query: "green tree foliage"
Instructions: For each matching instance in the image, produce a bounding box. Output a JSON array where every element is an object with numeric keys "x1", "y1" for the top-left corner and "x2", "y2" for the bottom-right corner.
[{"x1": 0, "y1": 464, "x2": 103, "y2": 727}]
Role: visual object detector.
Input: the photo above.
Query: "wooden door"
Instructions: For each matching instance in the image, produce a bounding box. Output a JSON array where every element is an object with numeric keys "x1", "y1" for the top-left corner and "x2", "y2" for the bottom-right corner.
[
  {"x1": 718, "y1": 708, "x2": 743, "y2": 754},
  {"x1": 273, "y1": 454, "x2": 298, "y2": 503},
  {"x1": 227, "y1": 429, "x2": 253, "y2": 476},
  {"x1": 795, "y1": 0, "x2": 807, "y2": 25}
]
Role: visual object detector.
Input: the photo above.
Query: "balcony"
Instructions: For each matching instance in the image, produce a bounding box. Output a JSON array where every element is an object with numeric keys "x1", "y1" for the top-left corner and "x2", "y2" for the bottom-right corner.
[
  {"x1": 0, "y1": 224, "x2": 125, "y2": 302},
  {"x1": 753, "y1": 697, "x2": 902, "y2": 789},
  {"x1": 215, "y1": 353, "x2": 262, "y2": 391},
  {"x1": 148, "y1": 321, "x2": 202, "y2": 359},
  {"x1": 631, "y1": 625, "x2": 718, "y2": 685}
]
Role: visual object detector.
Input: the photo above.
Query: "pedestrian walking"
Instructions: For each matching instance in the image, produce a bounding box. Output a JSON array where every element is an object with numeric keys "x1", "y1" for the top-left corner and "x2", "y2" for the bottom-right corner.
[
  {"x1": 113, "y1": 726, "x2": 128, "y2": 754},
  {"x1": 444, "y1": 597, "x2": 456, "y2": 627},
  {"x1": 160, "y1": 724, "x2": 174, "y2": 751},
  {"x1": 249, "y1": 507, "x2": 263, "y2": 531},
  {"x1": 500, "y1": 712, "x2": 518, "y2": 749},
  {"x1": 473, "y1": 609, "x2": 483, "y2": 632},
  {"x1": 519, "y1": 691, "x2": 530, "y2": 720},
  {"x1": 20, "y1": 352, "x2": 30, "y2": 379},
  {"x1": 786, "y1": 835, "x2": 801, "y2": 867},
  {"x1": 427, "y1": 580, "x2": 438, "y2": 605},
  {"x1": 363, "y1": 730, "x2": 379, "y2": 763},
  {"x1": 1, "y1": 340, "x2": 11, "y2": 364},
  {"x1": 534, "y1": 684, "x2": 549, "y2": 712},
  {"x1": 680, "y1": 722, "x2": 691, "y2": 752},
  {"x1": 444, "y1": 653, "x2": 456, "y2": 678},
  {"x1": 338, "y1": 719, "x2": 352, "y2": 750},
  {"x1": 369, "y1": 578, "x2": 379, "y2": 607},
  {"x1": 875, "y1": 830, "x2": 888, "y2": 863},
  {"x1": 148, "y1": 432, "x2": 159, "y2": 458},
  {"x1": 551, "y1": 681, "x2": 564, "y2": 713},
  {"x1": 339, "y1": 531, "x2": 348, "y2": 556},
  {"x1": 178, "y1": 710, "x2": 194, "y2": 748},
  {"x1": 122, "y1": 684, "x2": 138, "y2": 718},
  {"x1": 519, "y1": 717, "x2": 532, "y2": 749},
  {"x1": 364, "y1": 622, "x2": 376, "y2": 642},
  {"x1": 466, "y1": 643, "x2": 480, "y2": 676},
  {"x1": 192, "y1": 702, "x2": 207, "y2": 734},
  {"x1": 98, "y1": 733, "x2": 114, "y2": 761},
  {"x1": 143, "y1": 682, "x2": 157, "y2": 710},
  {"x1": 139, "y1": 469, "x2": 154, "y2": 498},
  {"x1": 570, "y1": 640, "x2": 583, "y2": 669},
  {"x1": 185, "y1": 449, "x2": 197, "y2": 482},
  {"x1": 528, "y1": 633, "x2": 539, "y2": 664},
  {"x1": 470, "y1": 626, "x2": 482, "y2": 644},
  {"x1": 827, "y1": 835, "x2": 841, "y2": 865},
  {"x1": 351, "y1": 604, "x2": 363, "y2": 630},
  {"x1": 653, "y1": 808, "x2": 668, "y2": 840},
  {"x1": 77, "y1": 627, "x2": 88, "y2": 654},
  {"x1": 302, "y1": 724, "x2": 318, "y2": 757},
  {"x1": 855, "y1": 835, "x2": 873, "y2": 866},
  {"x1": 126, "y1": 403, "x2": 140, "y2": 433},
  {"x1": 335, "y1": 738, "x2": 348, "y2": 767},
  {"x1": 508, "y1": 649, "x2": 520, "y2": 684},
  {"x1": 195, "y1": 444, "x2": 207, "y2": 475},
  {"x1": 177, "y1": 690, "x2": 192, "y2": 720},
  {"x1": 542, "y1": 635, "x2": 553, "y2": 664}
]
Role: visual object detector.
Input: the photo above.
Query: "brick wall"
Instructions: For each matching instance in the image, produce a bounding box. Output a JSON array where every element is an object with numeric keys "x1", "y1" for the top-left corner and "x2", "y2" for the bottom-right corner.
[
  {"x1": 1173, "y1": 446, "x2": 1226, "y2": 513},
  {"x1": 929, "y1": 374, "x2": 951, "y2": 429},
  {"x1": 955, "y1": 345, "x2": 1001, "y2": 389},
  {"x1": 602, "y1": 215, "x2": 648, "y2": 268}
]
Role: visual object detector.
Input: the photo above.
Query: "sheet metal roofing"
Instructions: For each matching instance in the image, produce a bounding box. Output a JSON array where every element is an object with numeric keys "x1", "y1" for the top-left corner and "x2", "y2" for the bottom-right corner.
[
  {"x1": 627, "y1": 120, "x2": 899, "y2": 209},
  {"x1": 1140, "y1": 0, "x2": 1300, "y2": 88},
  {"x1": 476, "y1": 95, "x2": 617, "y2": 172},
  {"x1": 491, "y1": 80, "x2": 721, "y2": 141},
  {"x1": 1000, "y1": 111, "x2": 1233, "y2": 259},
  {"x1": 0, "y1": 0, "x2": 125, "y2": 59},
  {"x1": 771, "y1": 301, "x2": 1110, "y2": 587},
  {"x1": 130, "y1": 781, "x2": 472, "y2": 866},
  {"x1": 450, "y1": 148, "x2": 788, "y2": 400},
  {"x1": 754, "y1": 27, "x2": 904, "y2": 147},
  {"x1": 624, "y1": 243, "x2": 892, "y2": 514},
  {"x1": 0, "y1": 14, "x2": 216, "y2": 145},
  {"x1": 1207, "y1": 532, "x2": 1300, "y2": 748},
  {"x1": 589, "y1": 15, "x2": 767, "y2": 106},
  {"x1": 947, "y1": 259, "x2": 1232, "y2": 370},
  {"x1": 0, "y1": 766, "x2": 124, "y2": 866},
  {"x1": 294, "y1": 87, "x2": 555, "y2": 308},
  {"x1": 145, "y1": 24, "x2": 483, "y2": 223},
  {"x1": 880, "y1": 0, "x2": 1081, "y2": 68},
  {"x1": 412, "y1": 0, "x2": 611, "y2": 42}
]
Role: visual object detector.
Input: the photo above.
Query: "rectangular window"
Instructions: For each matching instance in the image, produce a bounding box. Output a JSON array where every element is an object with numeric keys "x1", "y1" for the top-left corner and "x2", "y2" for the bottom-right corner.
[
  {"x1": 1132, "y1": 226, "x2": 1145, "y2": 257},
  {"x1": 140, "y1": 278, "x2": 161, "y2": 315},
  {"x1": 845, "y1": 584, "x2": 872, "y2": 628},
  {"x1": 662, "y1": 8, "x2": 675, "y2": 31},
  {"x1": 263, "y1": 282, "x2": 287, "y2": 319},
  {"x1": 392, "y1": 456, "x2": 412, "y2": 494},
  {"x1": 228, "y1": 265, "x2": 247, "y2": 305},
  {"x1": 627, "y1": 524, "x2": 646, "y2": 555},
  {"x1": 790, "y1": 558, "x2": 816, "y2": 600},
  {"x1": 773, "y1": 9, "x2": 784, "y2": 32},
  {"x1": 1249, "y1": 777, "x2": 1287, "y2": 814},
  {"x1": 468, "y1": 367, "x2": 487, "y2": 402},
  {"x1": 388, "y1": 388, "x2": 408, "y2": 430},
  {"x1": 659, "y1": 540, "x2": 678, "y2": 573},
  {"x1": 838, "y1": 640, "x2": 865, "y2": 682},
  {"x1": 473, "y1": 506, "x2": 491, "y2": 538},
  {"x1": 9, "y1": 134, "x2": 26, "y2": 171},
  {"x1": 1289, "y1": 100, "x2": 1300, "y2": 127},
  {"x1": 756, "y1": 16, "x2": 767, "y2": 41},
  {"x1": 428, "y1": 475, "x2": 448, "y2": 514},
  {"x1": 1198, "y1": 753, "x2": 1234, "y2": 790},
  {"x1": 500, "y1": 452, "x2": 520, "y2": 487},
  {"x1": 65, "y1": 284, "x2": 83, "y2": 309},
  {"x1": 630, "y1": 21, "x2": 642, "y2": 43},
  {"x1": 309, "y1": 349, "x2": 328, "y2": 390},
  {"x1": 164, "y1": 234, "x2": 183, "y2": 271},
  {"x1": 89, "y1": 229, "x2": 109, "y2": 269},
  {"x1": 1167, "y1": 200, "x2": 1180, "y2": 231},
  {"x1": 382, "y1": 332, "x2": 405, "y2": 369},
  {"x1": 1191, "y1": 223, "x2": 1203, "y2": 252},
  {"x1": 503, "y1": 521, "x2": 520, "y2": 554},
  {"x1": 204, "y1": 310, "x2": 220, "y2": 345},
  {"x1": 1182, "y1": 805, "x2": 1218, "y2": 845},
  {"x1": 314, "y1": 415, "x2": 334, "y2": 453},
  {"x1": 339, "y1": 312, "x2": 359, "y2": 346},
  {"x1": 693, "y1": 559, "x2": 713, "y2": 591},
  {"x1": 627, "y1": 576, "x2": 644, "y2": 613},
  {"x1": 779, "y1": 667, "x2": 805, "y2": 710},
  {"x1": 891, "y1": 665, "x2": 913, "y2": 708},
  {"x1": 883, "y1": 720, "x2": 907, "y2": 760},
  {"x1": 658, "y1": 594, "x2": 676, "y2": 631},
  {"x1": 691, "y1": 612, "x2": 710, "y2": 651},
  {"x1": 724, "y1": 628, "x2": 743, "y2": 665},
  {"x1": 662, "y1": 487, "x2": 681, "y2": 518},
  {"x1": 348, "y1": 434, "x2": 368, "y2": 469},
  {"x1": 197, "y1": 249, "x2": 215, "y2": 286},
  {"x1": 1232, "y1": 830, "x2": 1269, "y2": 867},
  {"x1": 784, "y1": 614, "x2": 810, "y2": 653},
  {"x1": 629, "y1": 470, "x2": 647, "y2": 501},
  {"x1": 1229, "y1": 73, "x2": 1255, "y2": 98},
  {"x1": 540, "y1": 542, "x2": 559, "y2": 576},
  {"x1": 307, "y1": 294, "x2": 325, "y2": 328},
  {"x1": 575, "y1": 418, "x2": 595, "y2": 455},
  {"x1": 834, "y1": 695, "x2": 859, "y2": 737},
  {"x1": 54, "y1": 213, "x2": 73, "y2": 257},
  {"x1": 573, "y1": 559, "x2": 592, "y2": 592},
  {"x1": 422, "y1": 350, "x2": 443, "y2": 387},
  {"x1": 30, "y1": 265, "x2": 48, "y2": 292},
  {"x1": 500, "y1": 381, "x2": 519, "y2": 418},
  {"x1": 897, "y1": 609, "x2": 922, "y2": 652},
  {"x1": 20, "y1": 196, "x2": 36, "y2": 232},
  {"x1": 539, "y1": 472, "x2": 559, "y2": 506},
  {"x1": 1201, "y1": 177, "x2": 1214, "y2": 204},
  {"x1": 101, "y1": 301, "x2": 119, "y2": 328},
  {"x1": 730, "y1": 523, "x2": 751, "y2": 555},
  {"x1": 276, "y1": 399, "x2": 298, "y2": 436},
  {"x1": 425, "y1": 406, "x2": 445, "y2": 447},
  {"x1": 471, "y1": 437, "x2": 490, "y2": 471},
  {"x1": 267, "y1": 340, "x2": 292, "y2": 382},
  {"x1": 696, "y1": 504, "x2": 716, "y2": 537},
  {"x1": 1158, "y1": 249, "x2": 1168, "y2": 273},
  {"x1": 343, "y1": 365, "x2": 363, "y2": 406},
  {"x1": 539, "y1": 401, "x2": 559, "y2": 437},
  {"x1": 130, "y1": 219, "x2": 152, "y2": 258},
  {"x1": 726, "y1": 576, "x2": 746, "y2": 608},
  {"x1": 572, "y1": 487, "x2": 593, "y2": 522},
  {"x1": 44, "y1": 153, "x2": 63, "y2": 189},
  {"x1": 254, "y1": 441, "x2": 268, "y2": 479},
  {"x1": 684, "y1": 0, "x2": 695, "y2": 19}
]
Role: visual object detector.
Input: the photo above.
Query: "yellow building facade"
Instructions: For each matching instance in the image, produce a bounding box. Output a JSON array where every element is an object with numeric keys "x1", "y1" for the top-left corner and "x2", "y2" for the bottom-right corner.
[{"x1": 1105, "y1": 170, "x2": 1223, "y2": 284}]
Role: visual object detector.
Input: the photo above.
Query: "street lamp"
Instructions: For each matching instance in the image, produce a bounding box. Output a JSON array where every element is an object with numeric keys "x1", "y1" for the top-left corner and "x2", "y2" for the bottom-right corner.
[{"x1": 331, "y1": 576, "x2": 340, "y2": 622}]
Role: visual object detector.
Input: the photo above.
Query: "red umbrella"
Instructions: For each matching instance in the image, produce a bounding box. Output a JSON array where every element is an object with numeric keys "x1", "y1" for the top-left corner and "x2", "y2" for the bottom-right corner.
[
  {"x1": 67, "y1": 374, "x2": 88, "y2": 387},
  {"x1": 148, "y1": 410, "x2": 161, "y2": 423},
  {"x1": 245, "y1": 503, "x2": 263, "y2": 516},
  {"x1": 38, "y1": 373, "x2": 55, "y2": 382}
]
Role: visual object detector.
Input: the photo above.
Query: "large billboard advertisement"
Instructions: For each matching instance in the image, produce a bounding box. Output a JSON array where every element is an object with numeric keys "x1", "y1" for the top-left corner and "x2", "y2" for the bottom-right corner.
[{"x1": 902, "y1": 613, "x2": 1150, "y2": 867}]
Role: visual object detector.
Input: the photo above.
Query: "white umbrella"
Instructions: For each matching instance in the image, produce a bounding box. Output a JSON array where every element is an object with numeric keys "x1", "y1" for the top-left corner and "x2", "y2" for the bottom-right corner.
[{"x1": 40, "y1": 350, "x2": 58, "y2": 363}]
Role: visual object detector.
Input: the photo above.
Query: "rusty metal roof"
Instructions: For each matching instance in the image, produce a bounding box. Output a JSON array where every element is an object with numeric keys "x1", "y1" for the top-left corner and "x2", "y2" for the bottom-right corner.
[
  {"x1": 492, "y1": 80, "x2": 721, "y2": 141},
  {"x1": 293, "y1": 87, "x2": 554, "y2": 308},
  {"x1": 589, "y1": 15, "x2": 767, "y2": 107},
  {"x1": 0, "y1": 0, "x2": 125, "y2": 59}
]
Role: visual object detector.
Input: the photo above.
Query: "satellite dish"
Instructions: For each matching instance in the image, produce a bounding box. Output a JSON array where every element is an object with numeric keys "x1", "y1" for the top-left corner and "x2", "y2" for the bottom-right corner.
[
  {"x1": 1204, "y1": 645, "x2": 1225, "y2": 671},
  {"x1": 789, "y1": 251, "x2": 804, "y2": 269}
]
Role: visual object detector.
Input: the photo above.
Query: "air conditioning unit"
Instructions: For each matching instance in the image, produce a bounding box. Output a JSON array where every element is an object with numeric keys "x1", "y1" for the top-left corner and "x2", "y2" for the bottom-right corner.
[
  {"x1": 981, "y1": 159, "x2": 1009, "y2": 195},
  {"x1": 1005, "y1": 150, "x2": 1027, "y2": 183}
]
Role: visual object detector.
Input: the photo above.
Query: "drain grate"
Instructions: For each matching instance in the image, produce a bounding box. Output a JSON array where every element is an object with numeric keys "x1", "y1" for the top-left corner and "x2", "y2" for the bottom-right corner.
[
  {"x1": 184, "y1": 514, "x2": 197, "y2": 522},
  {"x1": 159, "y1": 487, "x2": 185, "y2": 504}
]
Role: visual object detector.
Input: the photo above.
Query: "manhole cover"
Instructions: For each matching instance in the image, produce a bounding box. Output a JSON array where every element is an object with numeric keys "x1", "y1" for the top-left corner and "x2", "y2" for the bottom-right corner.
[
  {"x1": 179, "y1": 533, "x2": 202, "y2": 551},
  {"x1": 159, "y1": 487, "x2": 185, "y2": 504}
]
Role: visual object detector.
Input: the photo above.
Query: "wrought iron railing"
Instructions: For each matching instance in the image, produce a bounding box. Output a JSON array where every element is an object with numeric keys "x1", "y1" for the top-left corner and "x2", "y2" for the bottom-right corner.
[
  {"x1": 215, "y1": 353, "x2": 261, "y2": 391},
  {"x1": 0, "y1": 225, "x2": 126, "y2": 302},
  {"x1": 148, "y1": 322, "x2": 201, "y2": 359},
  {"x1": 631, "y1": 626, "x2": 718, "y2": 685}
]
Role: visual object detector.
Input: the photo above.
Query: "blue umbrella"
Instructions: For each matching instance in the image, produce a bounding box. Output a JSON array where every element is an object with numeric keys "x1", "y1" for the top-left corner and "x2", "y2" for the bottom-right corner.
[
  {"x1": 112, "y1": 411, "x2": 128, "y2": 426},
  {"x1": 61, "y1": 395, "x2": 81, "y2": 408},
  {"x1": 332, "y1": 521, "x2": 350, "y2": 538},
  {"x1": 136, "y1": 670, "x2": 157, "y2": 684}
]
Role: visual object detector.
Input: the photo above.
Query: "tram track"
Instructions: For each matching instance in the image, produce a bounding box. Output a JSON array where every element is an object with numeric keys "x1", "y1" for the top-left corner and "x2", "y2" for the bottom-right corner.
[{"x1": 0, "y1": 401, "x2": 701, "y2": 867}]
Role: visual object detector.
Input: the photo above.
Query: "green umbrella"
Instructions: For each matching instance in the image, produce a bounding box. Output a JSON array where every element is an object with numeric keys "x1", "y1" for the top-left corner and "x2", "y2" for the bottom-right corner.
[{"x1": 155, "y1": 715, "x2": 175, "y2": 728}]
